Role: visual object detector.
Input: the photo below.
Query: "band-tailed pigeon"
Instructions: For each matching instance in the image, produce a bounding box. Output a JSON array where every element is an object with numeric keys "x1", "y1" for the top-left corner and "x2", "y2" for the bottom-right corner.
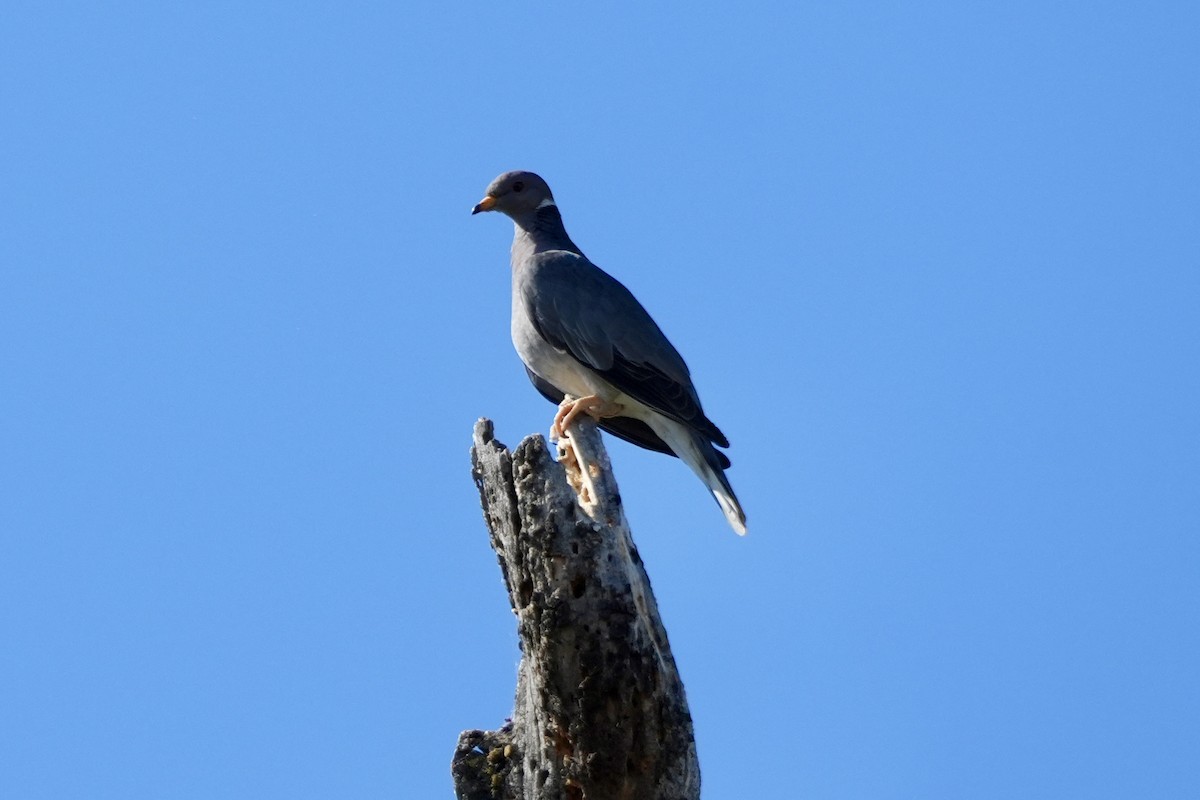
[{"x1": 473, "y1": 171, "x2": 746, "y2": 535}]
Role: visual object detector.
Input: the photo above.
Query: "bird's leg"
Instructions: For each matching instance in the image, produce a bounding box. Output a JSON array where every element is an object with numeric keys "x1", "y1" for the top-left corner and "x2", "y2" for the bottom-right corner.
[
  {"x1": 551, "y1": 395, "x2": 623, "y2": 509},
  {"x1": 551, "y1": 394, "x2": 625, "y2": 441}
]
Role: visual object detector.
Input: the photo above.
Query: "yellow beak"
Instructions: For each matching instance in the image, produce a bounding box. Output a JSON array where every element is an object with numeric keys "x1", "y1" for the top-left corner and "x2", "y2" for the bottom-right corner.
[{"x1": 471, "y1": 196, "x2": 496, "y2": 215}]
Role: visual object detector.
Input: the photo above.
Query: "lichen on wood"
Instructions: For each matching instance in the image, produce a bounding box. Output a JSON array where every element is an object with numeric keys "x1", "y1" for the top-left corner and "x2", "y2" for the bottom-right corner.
[{"x1": 453, "y1": 417, "x2": 700, "y2": 800}]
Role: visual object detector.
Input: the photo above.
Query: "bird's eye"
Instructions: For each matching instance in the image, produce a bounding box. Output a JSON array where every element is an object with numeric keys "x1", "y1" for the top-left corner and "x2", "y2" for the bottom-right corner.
[{"x1": 513, "y1": 181, "x2": 525, "y2": 193}]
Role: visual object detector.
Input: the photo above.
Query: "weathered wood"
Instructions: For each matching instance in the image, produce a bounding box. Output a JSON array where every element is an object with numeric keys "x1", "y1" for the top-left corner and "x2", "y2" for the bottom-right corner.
[{"x1": 454, "y1": 417, "x2": 700, "y2": 800}]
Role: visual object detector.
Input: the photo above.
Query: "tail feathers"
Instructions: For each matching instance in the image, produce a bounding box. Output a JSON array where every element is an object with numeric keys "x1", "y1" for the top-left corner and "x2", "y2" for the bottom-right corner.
[
  {"x1": 649, "y1": 416, "x2": 747, "y2": 535},
  {"x1": 703, "y1": 452, "x2": 747, "y2": 536}
]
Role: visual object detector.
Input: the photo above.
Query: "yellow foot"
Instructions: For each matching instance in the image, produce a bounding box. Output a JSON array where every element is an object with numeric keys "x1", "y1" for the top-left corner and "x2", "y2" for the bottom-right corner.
[{"x1": 550, "y1": 394, "x2": 624, "y2": 440}]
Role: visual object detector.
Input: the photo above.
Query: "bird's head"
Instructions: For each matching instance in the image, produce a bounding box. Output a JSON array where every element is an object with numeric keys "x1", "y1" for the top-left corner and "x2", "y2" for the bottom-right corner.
[{"x1": 472, "y1": 171, "x2": 555, "y2": 218}]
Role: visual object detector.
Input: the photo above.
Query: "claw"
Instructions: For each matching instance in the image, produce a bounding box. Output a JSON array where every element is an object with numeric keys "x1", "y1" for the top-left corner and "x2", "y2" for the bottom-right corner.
[{"x1": 551, "y1": 394, "x2": 624, "y2": 440}]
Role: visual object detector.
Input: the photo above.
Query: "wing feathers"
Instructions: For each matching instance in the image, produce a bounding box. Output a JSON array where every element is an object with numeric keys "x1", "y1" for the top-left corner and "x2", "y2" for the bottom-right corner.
[{"x1": 524, "y1": 250, "x2": 729, "y2": 449}]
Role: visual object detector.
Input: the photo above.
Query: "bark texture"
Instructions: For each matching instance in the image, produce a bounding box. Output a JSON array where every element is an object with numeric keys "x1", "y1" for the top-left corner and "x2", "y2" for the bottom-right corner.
[{"x1": 453, "y1": 417, "x2": 700, "y2": 800}]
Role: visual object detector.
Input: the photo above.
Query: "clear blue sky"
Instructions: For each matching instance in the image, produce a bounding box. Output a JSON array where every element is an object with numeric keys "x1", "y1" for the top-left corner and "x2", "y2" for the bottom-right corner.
[{"x1": 2, "y1": 3, "x2": 1197, "y2": 798}]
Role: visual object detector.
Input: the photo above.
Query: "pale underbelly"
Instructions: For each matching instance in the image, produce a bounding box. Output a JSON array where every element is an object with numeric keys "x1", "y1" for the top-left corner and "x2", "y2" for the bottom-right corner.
[{"x1": 512, "y1": 314, "x2": 623, "y2": 402}]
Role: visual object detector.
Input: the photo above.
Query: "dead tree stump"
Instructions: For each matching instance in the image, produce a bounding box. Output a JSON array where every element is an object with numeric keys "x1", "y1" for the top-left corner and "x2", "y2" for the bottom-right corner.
[{"x1": 453, "y1": 417, "x2": 700, "y2": 800}]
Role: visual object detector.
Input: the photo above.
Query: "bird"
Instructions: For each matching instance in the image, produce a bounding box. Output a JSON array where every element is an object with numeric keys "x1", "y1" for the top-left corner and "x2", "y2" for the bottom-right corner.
[{"x1": 472, "y1": 170, "x2": 746, "y2": 535}]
